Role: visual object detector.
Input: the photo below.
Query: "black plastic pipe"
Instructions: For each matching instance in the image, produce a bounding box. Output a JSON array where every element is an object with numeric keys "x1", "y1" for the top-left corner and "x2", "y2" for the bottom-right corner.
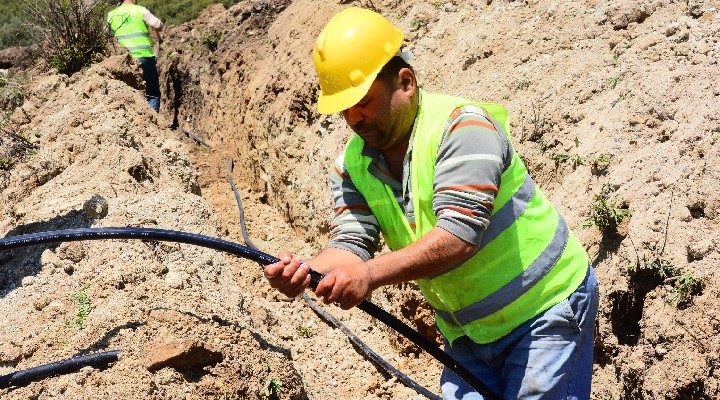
[
  {"x1": 0, "y1": 227, "x2": 497, "y2": 399},
  {"x1": 228, "y1": 159, "x2": 440, "y2": 399},
  {"x1": 0, "y1": 350, "x2": 120, "y2": 390}
]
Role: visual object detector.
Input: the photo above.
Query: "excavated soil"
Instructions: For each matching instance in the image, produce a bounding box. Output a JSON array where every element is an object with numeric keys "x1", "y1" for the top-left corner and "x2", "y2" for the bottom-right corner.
[{"x1": 1, "y1": 0, "x2": 719, "y2": 399}]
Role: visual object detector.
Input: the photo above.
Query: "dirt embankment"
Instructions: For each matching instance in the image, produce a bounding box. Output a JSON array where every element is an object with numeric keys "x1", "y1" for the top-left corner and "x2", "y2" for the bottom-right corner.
[{"x1": 1, "y1": 0, "x2": 720, "y2": 399}]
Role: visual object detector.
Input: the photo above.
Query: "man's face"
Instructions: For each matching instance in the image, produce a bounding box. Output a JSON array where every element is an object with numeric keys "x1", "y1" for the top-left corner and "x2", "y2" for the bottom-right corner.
[{"x1": 341, "y1": 74, "x2": 412, "y2": 151}]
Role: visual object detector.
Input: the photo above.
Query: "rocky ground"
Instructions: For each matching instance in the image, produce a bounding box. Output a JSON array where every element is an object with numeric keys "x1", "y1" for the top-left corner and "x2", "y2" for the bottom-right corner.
[{"x1": 1, "y1": 0, "x2": 719, "y2": 399}]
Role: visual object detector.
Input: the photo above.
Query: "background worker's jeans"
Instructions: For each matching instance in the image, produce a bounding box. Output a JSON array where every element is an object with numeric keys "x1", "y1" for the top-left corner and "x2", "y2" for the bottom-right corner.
[
  {"x1": 138, "y1": 56, "x2": 161, "y2": 112},
  {"x1": 440, "y1": 267, "x2": 599, "y2": 400}
]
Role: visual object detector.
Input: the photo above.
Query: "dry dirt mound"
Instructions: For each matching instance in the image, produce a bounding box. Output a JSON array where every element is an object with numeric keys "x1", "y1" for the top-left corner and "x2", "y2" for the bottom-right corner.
[
  {"x1": 0, "y1": 22, "x2": 436, "y2": 400},
  {"x1": 0, "y1": 54, "x2": 308, "y2": 399},
  {"x1": 1, "y1": 0, "x2": 720, "y2": 399}
]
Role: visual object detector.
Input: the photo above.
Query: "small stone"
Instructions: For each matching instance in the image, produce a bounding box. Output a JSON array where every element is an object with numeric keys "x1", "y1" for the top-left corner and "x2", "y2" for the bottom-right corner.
[
  {"x1": 655, "y1": 346, "x2": 667, "y2": 357},
  {"x1": 144, "y1": 339, "x2": 223, "y2": 371},
  {"x1": 165, "y1": 271, "x2": 184, "y2": 289},
  {"x1": 83, "y1": 194, "x2": 109, "y2": 220},
  {"x1": 628, "y1": 115, "x2": 647, "y2": 126},
  {"x1": 63, "y1": 263, "x2": 75, "y2": 275},
  {"x1": 34, "y1": 297, "x2": 50, "y2": 311},
  {"x1": 40, "y1": 249, "x2": 61, "y2": 269},
  {"x1": 58, "y1": 242, "x2": 85, "y2": 263},
  {"x1": 665, "y1": 22, "x2": 680, "y2": 37}
]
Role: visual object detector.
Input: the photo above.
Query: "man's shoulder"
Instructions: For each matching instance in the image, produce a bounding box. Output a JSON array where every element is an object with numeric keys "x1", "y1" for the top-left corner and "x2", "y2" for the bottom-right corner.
[
  {"x1": 108, "y1": 3, "x2": 148, "y2": 14},
  {"x1": 129, "y1": 3, "x2": 150, "y2": 13}
]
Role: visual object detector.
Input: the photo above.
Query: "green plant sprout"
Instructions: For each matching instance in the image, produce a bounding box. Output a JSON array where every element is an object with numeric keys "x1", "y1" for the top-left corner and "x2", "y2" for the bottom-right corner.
[
  {"x1": 265, "y1": 378, "x2": 284, "y2": 398},
  {"x1": 582, "y1": 183, "x2": 631, "y2": 231},
  {"x1": 412, "y1": 17, "x2": 424, "y2": 30},
  {"x1": 0, "y1": 158, "x2": 14, "y2": 170},
  {"x1": 646, "y1": 258, "x2": 677, "y2": 279},
  {"x1": 549, "y1": 153, "x2": 585, "y2": 169},
  {"x1": 591, "y1": 153, "x2": 613, "y2": 174},
  {"x1": 550, "y1": 152, "x2": 569, "y2": 163},
  {"x1": 297, "y1": 325, "x2": 310, "y2": 338},
  {"x1": 607, "y1": 76, "x2": 621, "y2": 89},
  {"x1": 570, "y1": 155, "x2": 585, "y2": 169},
  {"x1": 64, "y1": 283, "x2": 92, "y2": 331}
]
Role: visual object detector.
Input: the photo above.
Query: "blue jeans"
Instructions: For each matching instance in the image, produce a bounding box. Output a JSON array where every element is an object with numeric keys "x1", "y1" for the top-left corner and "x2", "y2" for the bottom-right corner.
[
  {"x1": 138, "y1": 56, "x2": 160, "y2": 112},
  {"x1": 441, "y1": 267, "x2": 599, "y2": 400}
]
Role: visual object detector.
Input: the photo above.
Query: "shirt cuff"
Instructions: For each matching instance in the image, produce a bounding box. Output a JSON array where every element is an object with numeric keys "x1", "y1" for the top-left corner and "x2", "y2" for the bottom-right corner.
[{"x1": 327, "y1": 241, "x2": 372, "y2": 262}]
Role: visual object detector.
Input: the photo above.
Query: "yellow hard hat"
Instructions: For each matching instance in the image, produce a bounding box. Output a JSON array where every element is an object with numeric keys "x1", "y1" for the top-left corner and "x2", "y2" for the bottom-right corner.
[{"x1": 313, "y1": 7, "x2": 404, "y2": 114}]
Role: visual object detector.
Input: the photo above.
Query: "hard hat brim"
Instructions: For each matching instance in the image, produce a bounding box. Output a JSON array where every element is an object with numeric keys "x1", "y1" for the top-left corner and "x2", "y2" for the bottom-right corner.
[{"x1": 317, "y1": 69, "x2": 379, "y2": 115}]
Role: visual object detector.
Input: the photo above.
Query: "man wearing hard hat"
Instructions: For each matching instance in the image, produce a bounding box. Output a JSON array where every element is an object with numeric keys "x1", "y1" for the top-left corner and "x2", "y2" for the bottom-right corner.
[{"x1": 265, "y1": 7, "x2": 598, "y2": 399}]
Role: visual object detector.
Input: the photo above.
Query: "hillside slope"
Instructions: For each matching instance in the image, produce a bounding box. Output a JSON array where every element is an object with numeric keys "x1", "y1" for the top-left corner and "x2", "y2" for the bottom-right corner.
[{"x1": 1, "y1": 0, "x2": 719, "y2": 398}]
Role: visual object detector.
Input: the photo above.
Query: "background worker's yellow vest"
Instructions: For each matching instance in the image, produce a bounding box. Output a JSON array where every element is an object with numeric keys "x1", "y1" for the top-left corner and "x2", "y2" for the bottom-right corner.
[
  {"x1": 107, "y1": 4, "x2": 154, "y2": 59},
  {"x1": 343, "y1": 89, "x2": 588, "y2": 344}
]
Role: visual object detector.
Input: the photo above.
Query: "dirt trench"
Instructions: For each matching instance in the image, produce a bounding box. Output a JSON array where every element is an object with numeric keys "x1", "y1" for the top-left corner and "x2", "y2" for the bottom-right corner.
[
  {"x1": 154, "y1": 1, "x2": 443, "y2": 397},
  {"x1": 155, "y1": 0, "x2": 720, "y2": 398},
  {"x1": 1, "y1": 1, "x2": 444, "y2": 399},
  {"x1": 2, "y1": 0, "x2": 720, "y2": 398}
]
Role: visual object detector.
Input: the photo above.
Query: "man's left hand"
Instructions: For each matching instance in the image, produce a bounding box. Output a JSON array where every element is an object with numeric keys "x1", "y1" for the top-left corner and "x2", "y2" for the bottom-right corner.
[{"x1": 314, "y1": 263, "x2": 373, "y2": 310}]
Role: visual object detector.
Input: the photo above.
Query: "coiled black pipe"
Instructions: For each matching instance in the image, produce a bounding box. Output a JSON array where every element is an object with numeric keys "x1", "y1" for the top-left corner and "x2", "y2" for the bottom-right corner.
[
  {"x1": 0, "y1": 227, "x2": 497, "y2": 399},
  {"x1": 0, "y1": 350, "x2": 120, "y2": 390}
]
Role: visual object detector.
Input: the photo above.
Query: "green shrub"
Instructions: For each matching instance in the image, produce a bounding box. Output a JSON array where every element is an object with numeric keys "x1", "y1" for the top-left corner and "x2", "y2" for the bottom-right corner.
[
  {"x1": 0, "y1": 69, "x2": 28, "y2": 111},
  {"x1": 0, "y1": 158, "x2": 14, "y2": 170},
  {"x1": 666, "y1": 272, "x2": 704, "y2": 306},
  {"x1": 582, "y1": 183, "x2": 631, "y2": 231},
  {"x1": 50, "y1": 45, "x2": 86, "y2": 75},
  {"x1": 19, "y1": 0, "x2": 112, "y2": 75},
  {"x1": 0, "y1": 0, "x2": 34, "y2": 49},
  {"x1": 140, "y1": 0, "x2": 244, "y2": 26},
  {"x1": 202, "y1": 31, "x2": 222, "y2": 51},
  {"x1": 628, "y1": 259, "x2": 704, "y2": 307}
]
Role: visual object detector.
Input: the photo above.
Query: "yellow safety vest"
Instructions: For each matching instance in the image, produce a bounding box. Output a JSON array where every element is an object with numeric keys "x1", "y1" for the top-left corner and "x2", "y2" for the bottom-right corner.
[
  {"x1": 107, "y1": 3, "x2": 155, "y2": 59},
  {"x1": 343, "y1": 89, "x2": 588, "y2": 344}
]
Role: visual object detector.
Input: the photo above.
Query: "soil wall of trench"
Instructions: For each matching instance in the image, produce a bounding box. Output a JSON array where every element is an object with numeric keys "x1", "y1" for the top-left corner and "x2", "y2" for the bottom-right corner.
[{"x1": 1, "y1": 0, "x2": 720, "y2": 399}]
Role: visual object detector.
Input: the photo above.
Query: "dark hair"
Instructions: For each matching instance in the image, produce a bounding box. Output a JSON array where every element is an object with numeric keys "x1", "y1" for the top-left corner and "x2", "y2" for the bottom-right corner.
[{"x1": 376, "y1": 56, "x2": 415, "y2": 84}]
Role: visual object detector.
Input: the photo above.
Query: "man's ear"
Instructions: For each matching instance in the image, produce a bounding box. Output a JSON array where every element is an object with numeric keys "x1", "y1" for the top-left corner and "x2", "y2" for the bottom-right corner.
[{"x1": 398, "y1": 68, "x2": 416, "y2": 97}]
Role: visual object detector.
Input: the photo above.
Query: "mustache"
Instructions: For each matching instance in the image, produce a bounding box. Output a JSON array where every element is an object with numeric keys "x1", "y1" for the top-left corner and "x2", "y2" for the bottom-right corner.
[{"x1": 351, "y1": 122, "x2": 368, "y2": 133}]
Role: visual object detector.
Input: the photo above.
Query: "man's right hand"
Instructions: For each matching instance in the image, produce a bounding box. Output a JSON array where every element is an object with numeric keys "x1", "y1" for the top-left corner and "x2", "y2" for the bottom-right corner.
[{"x1": 264, "y1": 250, "x2": 311, "y2": 298}]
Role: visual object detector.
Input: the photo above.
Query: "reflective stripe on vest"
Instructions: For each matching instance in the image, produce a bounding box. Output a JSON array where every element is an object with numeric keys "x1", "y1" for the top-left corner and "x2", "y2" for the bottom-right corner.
[
  {"x1": 107, "y1": 4, "x2": 154, "y2": 59},
  {"x1": 116, "y1": 32, "x2": 150, "y2": 41},
  {"x1": 343, "y1": 89, "x2": 588, "y2": 344},
  {"x1": 434, "y1": 213, "x2": 569, "y2": 325}
]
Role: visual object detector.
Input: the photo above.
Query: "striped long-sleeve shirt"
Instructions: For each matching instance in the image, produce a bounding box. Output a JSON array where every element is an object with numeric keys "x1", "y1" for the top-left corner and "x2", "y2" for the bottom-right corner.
[{"x1": 328, "y1": 102, "x2": 511, "y2": 261}]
